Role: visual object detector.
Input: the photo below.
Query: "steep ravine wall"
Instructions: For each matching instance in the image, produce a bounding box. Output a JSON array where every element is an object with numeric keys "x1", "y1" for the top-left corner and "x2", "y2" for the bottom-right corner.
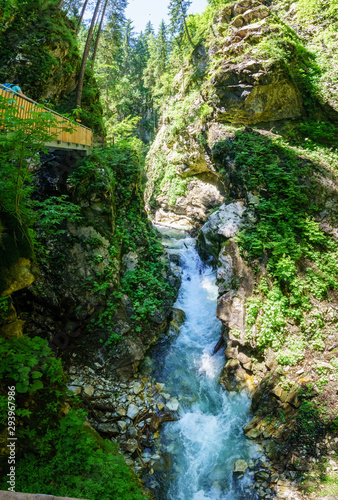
[{"x1": 1, "y1": 149, "x2": 180, "y2": 380}]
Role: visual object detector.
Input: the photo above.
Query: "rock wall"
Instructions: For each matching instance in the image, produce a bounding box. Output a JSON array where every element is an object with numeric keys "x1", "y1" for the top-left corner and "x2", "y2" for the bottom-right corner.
[{"x1": 1, "y1": 149, "x2": 180, "y2": 381}]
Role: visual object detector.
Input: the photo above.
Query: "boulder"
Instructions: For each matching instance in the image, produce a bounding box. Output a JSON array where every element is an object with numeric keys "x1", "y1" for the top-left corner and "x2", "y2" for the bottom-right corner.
[{"x1": 233, "y1": 459, "x2": 248, "y2": 474}]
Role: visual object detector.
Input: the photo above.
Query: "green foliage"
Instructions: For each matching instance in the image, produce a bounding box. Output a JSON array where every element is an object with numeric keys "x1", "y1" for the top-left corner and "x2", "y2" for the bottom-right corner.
[
  {"x1": 0, "y1": 335, "x2": 64, "y2": 397},
  {"x1": 215, "y1": 129, "x2": 338, "y2": 360},
  {"x1": 35, "y1": 195, "x2": 83, "y2": 236},
  {"x1": 0, "y1": 295, "x2": 10, "y2": 324},
  {"x1": 0, "y1": 1, "x2": 79, "y2": 101},
  {"x1": 10, "y1": 409, "x2": 148, "y2": 500}
]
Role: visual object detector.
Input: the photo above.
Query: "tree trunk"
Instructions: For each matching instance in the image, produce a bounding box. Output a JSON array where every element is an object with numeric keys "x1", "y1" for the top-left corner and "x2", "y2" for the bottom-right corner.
[
  {"x1": 58, "y1": 0, "x2": 65, "y2": 7},
  {"x1": 76, "y1": 0, "x2": 102, "y2": 109},
  {"x1": 92, "y1": 0, "x2": 108, "y2": 64},
  {"x1": 180, "y1": 1, "x2": 193, "y2": 45},
  {"x1": 182, "y1": 13, "x2": 193, "y2": 45},
  {"x1": 76, "y1": 0, "x2": 90, "y2": 34}
]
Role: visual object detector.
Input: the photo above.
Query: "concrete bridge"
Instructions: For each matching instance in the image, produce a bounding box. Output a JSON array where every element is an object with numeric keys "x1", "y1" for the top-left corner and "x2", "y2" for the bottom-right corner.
[{"x1": 0, "y1": 85, "x2": 93, "y2": 154}]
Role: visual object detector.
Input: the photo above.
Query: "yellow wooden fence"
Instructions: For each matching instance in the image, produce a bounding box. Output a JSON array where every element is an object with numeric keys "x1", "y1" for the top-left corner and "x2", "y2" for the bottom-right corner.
[{"x1": 0, "y1": 85, "x2": 93, "y2": 152}]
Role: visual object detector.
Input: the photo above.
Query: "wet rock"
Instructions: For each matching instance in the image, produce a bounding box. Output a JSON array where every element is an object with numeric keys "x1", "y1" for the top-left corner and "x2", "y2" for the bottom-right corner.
[
  {"x1": 171, "y1": 308, "x2": 186, "y2": 326},
  {"x1": 255, "y1": 470, "x2": 270, "y2": 481},
  {"x1": 166, "y1": 398, "x2": 179, "y2": 411},
  {"x1": 233, "y1": 459, "x2": 248, "y2": 474},
  {"x1": 117, "y1": 407, "x2": 126, "y2": 417},
  {"x1": 220, "y1": 358, "x2": 254, "y2": 392}
]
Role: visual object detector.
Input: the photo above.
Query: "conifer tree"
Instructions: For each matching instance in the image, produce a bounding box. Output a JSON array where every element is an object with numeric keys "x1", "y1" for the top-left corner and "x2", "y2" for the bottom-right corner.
[
  {"x1": 76, "y1": 0, "x2": 102, "y2": 108},
  {"x1": 168, "y1": 0, "x2": 193, "y2": 44}
]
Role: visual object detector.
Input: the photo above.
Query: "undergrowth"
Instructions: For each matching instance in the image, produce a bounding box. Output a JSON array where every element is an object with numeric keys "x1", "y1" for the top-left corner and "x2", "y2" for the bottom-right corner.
[{"x1": 214, "y1": 129, "x2": 338, "y2": 363}]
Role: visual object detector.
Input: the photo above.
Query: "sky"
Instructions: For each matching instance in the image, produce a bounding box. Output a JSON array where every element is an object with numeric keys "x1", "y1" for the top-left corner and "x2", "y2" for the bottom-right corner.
[{"x1": 125, "y1": 0, "x2": 208, "y2": 34}]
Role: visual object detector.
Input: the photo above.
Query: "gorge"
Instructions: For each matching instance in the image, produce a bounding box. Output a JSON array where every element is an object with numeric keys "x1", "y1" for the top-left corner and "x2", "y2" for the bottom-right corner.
[{"x1": 0, "y1": 0, "x2": 338, "y2": 499}]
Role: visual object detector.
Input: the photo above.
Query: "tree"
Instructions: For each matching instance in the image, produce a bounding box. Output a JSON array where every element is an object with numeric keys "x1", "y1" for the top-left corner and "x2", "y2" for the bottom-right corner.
[
  {"x1": 76, "y1": 0, "x2": 90, "y2": 33},
  {"x1": 76, "y1": 0, "x2": 102, "y2": 109},
  {"x1": 92, "y1": 0, "x2": 109, "y2": 64},
  {"x1": 168, "y1": 0, "x2": 193, "y2": 45}
]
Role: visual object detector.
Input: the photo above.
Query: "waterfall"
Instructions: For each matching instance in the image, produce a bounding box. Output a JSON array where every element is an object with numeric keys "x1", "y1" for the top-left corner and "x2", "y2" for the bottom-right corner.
[{"x1": 143, "y1": 227, "x2": 261, "y2": 499}]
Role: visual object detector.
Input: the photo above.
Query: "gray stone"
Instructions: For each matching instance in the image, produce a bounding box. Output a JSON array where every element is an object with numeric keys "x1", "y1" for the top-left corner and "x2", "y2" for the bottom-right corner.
[
  {"x1": 67, "y1": 384, "x2": 81, "y2": 395},
  {"x1": 127, "y1": 403, "x2": 140, "y2": 419},
  {"x1": 201, "y1": 201, "x2": 246, "y2": 245},
  {"x1": 96, "y1": 423, "x2": 119, "y2": 435},
  {"x1": 117, "y1": 420, "x2": 127, "y2": 432},
  {"x1": 129, "y1": 427, "x2": 138, "y2": 438},
  {"x1": 126, "y1": 438, "x2": 138, "y2": 453}
]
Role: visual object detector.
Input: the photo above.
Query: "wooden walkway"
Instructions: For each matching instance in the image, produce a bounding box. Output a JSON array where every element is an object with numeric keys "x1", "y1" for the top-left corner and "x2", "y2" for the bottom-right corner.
[{"x1": 0, "y1": 85, "x2": 93, "y2": 153}]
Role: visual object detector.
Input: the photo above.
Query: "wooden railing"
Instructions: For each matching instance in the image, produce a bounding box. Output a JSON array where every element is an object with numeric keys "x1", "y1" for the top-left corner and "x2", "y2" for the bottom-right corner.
[{"x1": 0, "y1": 85, "x2": 93, "y2": 152}]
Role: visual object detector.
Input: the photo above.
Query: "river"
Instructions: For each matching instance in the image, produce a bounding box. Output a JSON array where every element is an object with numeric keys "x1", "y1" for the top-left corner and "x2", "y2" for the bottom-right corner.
[{"x1": 141, "y1": 227, "x2": 261, "y2": 499}]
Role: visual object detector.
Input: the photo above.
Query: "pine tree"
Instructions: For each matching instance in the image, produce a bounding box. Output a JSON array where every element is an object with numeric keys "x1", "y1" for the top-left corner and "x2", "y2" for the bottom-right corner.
[
  {"x1": 76, "y1": 0, "x2": 102, "y2": 108},
  {"x1": 168, "y1": 0, "x2": 193, "y2": 44},
  {"x1": 157, "y1": 20, "x2": 168, "y2": 76}
]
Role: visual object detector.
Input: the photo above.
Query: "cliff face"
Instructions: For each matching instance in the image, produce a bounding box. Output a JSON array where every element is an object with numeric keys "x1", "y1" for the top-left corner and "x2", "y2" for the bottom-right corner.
[
  {"x1": 144, "y1": 0, "x2": 338, "y2": 492},
  {"x1": 0, "y1": 146, "x2": 180, "y2": 383}
]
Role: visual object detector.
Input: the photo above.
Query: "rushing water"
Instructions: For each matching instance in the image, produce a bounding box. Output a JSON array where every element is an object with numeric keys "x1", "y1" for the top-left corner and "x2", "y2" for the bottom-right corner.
[{"x1": 142, "y1": 227, "x2": 261, "y2": 500}]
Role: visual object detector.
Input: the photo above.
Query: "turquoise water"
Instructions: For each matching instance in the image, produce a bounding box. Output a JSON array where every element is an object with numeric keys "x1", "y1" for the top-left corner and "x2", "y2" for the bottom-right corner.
[{"x1": 145, "y1": 227, "x2": 260, "y2": 500}]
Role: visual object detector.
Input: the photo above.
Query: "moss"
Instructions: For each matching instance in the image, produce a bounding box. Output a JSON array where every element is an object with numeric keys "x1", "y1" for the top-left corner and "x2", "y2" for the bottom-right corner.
[{"x1": 0, "y1": 212, "x2": 33, "y2": 294}]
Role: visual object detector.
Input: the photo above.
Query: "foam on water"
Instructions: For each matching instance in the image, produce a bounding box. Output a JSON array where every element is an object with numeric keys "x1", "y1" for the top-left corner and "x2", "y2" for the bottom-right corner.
[{"x1": 145, "y1": 227, "x2": 260, "y2": 499}]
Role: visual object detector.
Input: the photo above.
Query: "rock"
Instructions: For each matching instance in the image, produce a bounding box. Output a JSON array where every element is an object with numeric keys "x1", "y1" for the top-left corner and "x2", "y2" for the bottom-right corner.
[
  {"x1": 255, "y1": 470, "x2": 270, "y2": 481},
  {"x1": 155, "y1": 383, "x2": 165, "y2": 392},
  {"x1": 128, "y1": 427, "x2": 138, "y2": 438},
  {"x1": 220, "y1": 358, "x2": 254, "y2": 392},
  {"x1": 126, "y1": 438, "x2": 138, "y2": 453},
  {"x1": 233, "y1": 459, "x2": 248, "y2": 474},
  {"x1": 117, "y1": 407, "x2": 126, "y2": 417},
  {"x1": 117, "y1": 420, "x2": 127, "y2": 432},
  {"x1": 122, "y1": 251, "x2": 138, "y2": 271},
  {"x1": 96, "y1": 423, "x2": 119, "y2": 436},
  {"x1": 83, "y1": 384, "x2": 95, "y2": 397},
  {"x1": 127, "y1": 403, "x2": 140, "y2": 419},
  {"x1": 67, "y1": 384, "x2": 81, "y2": 395},
  {"x1": 200, "y1": 201, "x2": 246, "y2": 254},
  {"x1": 171, "y1": 308, "x2": 186, "y2": 326},
  {"x1": 3, "y1": 258, "x2": 35, "y2": 295},
  {"x1": 166, "y1": 398, "x2": 179, "y2": 411},
  {"x1": 133, "y1": 382, "x2": 144, "y2": 395}
]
